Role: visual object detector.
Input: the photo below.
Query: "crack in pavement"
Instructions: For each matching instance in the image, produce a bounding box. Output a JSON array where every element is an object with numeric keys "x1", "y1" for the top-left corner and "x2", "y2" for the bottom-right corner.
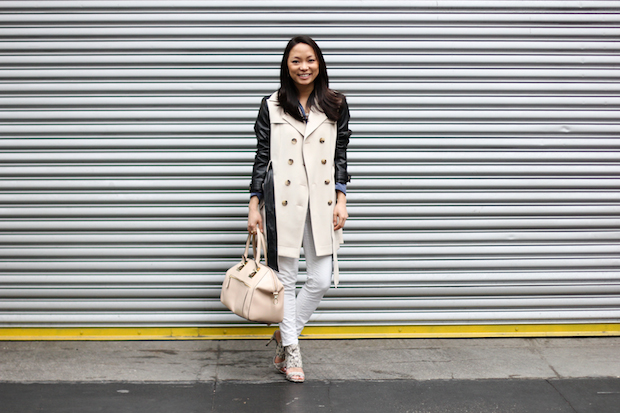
[{"x1": 547, "y1": 379, "x2": 579, "y2": 413}]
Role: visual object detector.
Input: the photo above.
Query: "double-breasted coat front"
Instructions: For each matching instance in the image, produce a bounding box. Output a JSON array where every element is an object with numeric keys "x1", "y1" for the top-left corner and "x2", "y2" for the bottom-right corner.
[{"x1": 251, "y1": 92, "x2": 351, "y2": 264}]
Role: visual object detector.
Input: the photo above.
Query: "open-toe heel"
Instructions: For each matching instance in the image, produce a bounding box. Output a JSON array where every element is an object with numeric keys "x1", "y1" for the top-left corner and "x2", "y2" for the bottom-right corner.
[
  {"x1": 266, "y1": 331, "x2": 286, "y2": 374},
  {"x1": 284, "y1": 344, "x2": 305, "y2": 383}
]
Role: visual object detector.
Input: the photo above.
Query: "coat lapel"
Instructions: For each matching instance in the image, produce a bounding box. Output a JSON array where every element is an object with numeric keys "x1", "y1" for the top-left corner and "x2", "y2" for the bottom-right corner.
[
  {"x1": 267, "y1": 93, "x2": 306, "y2": 136},
  {"x1": 304, "y1": 106, "x2": 328, "y2": 139},
  {"x1": 267, "y1": 93, "x2": 328, "y2": 138},
  {"x1": 281, "y1": 112, "x2": 306, "y2": 136}
]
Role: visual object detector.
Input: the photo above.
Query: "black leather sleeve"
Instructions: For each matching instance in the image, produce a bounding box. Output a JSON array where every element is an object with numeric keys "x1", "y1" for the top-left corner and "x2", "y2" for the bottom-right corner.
[
  {"x1": 335, "y1": 96, "x2": 352, "y2": 184},
  {"x1": 249, "y1": 96, "x2": 271, "y2": 194}
]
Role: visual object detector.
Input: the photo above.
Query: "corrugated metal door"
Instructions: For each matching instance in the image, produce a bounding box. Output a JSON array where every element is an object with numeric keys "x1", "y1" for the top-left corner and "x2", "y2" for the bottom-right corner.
[{"x1": 0, "y1": 1, "x2": 619, "y2": 330}]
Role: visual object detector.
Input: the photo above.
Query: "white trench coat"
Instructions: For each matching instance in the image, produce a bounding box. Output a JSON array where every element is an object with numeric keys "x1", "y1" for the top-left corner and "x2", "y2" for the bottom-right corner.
[{"x1": 266, "y1": 92, "x2": 344, "y2": 261}]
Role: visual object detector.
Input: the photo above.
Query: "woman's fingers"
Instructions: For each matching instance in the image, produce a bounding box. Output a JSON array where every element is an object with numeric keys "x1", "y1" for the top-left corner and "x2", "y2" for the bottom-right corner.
[
  {"x1": 333, "y1": 205, "x2": 348, "y2": 230},
  {"x1": 248, "y1": 209, "x2": 263, "y2": 233},
  {"x1": 334, "y1": 218, "x2": 346, "y2": 230}
]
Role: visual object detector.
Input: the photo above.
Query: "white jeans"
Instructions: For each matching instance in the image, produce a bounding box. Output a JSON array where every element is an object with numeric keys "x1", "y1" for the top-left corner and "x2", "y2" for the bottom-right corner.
[{"x1": 277, "y1": 211, "x2": 332, "y2": 347}]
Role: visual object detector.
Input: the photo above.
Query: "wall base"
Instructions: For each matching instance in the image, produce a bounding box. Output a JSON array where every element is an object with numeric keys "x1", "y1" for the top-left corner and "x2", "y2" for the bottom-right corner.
[{"x1": 1, "y1": 324, "x2": 619, "y2": 340}]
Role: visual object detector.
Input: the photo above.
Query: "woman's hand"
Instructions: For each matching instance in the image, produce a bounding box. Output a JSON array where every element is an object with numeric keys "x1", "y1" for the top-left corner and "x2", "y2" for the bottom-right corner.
[
  {"x1": 333, "y1": 191, "x2": 348, "y2": 230},
  {"x1": 247, "y1": 196, "x2": 263, "y2": 234}
]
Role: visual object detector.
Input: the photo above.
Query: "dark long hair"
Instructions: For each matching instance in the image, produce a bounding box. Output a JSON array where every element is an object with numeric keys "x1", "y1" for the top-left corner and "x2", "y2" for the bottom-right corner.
[{"x1": 278, "y1": 35, "x2": 343, "y2": 122}]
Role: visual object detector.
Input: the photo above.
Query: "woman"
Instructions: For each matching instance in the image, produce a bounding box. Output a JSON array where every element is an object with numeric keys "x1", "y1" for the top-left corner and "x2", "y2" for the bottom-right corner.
[{"x1": 247, "y1": 35, "x2": 351, "y2": 383}]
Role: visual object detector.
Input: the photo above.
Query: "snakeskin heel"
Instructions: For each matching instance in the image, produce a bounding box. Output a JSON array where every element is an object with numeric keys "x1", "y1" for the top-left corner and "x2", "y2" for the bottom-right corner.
[
  {"x1": 266, "y1": 331, "x2": 286, "y2": 374},
  {"x1": 284, "y1": 344, "x2": 305, "y2": 383}
]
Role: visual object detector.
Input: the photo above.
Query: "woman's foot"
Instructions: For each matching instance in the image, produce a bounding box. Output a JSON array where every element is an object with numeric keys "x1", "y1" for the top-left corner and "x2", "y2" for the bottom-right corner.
[
  {"x1": 284, "y1": 344, "x2": 305, "y2": 383},
  {"x1": 267, "y1": 330, "x2": 286, "y2": 374}
]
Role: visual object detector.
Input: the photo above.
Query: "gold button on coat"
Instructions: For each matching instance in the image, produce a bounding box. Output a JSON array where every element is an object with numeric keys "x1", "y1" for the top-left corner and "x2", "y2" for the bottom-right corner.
[
  {"x1": 288, "y1": 159, "x2": 294, "y2": 165},
  {"x1": 319, "y1": 138, "x2": 325, "y2": 143},
  {"x1": 291, "y1": 138, "x2": 297, "y2": 144},
  {"x1": 321, "y1": 159, "x2": 327, "y2": 164},
  {"x1": 325, "y1": 179, "x2": 330, "y2": 185},
  {"x1": 285, "y1": 180, "x2": 291, "y2": 186},
  {"x1": 327, "y1": 200, "x2": 333, "y2": 206},
  {"x1": 282, "y1": 200, "x2": 288, "y2": 206}
]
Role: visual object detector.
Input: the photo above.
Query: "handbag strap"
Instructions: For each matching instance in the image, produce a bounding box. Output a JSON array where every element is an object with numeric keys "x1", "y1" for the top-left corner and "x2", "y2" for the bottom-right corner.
[
  {"x1": 255, "y1": 232, "x2": 280, "y2": 301},
  {"x1": 254, "y1": 231, "x2": 267, "y2": 265},
  {"x1": 242, "y1": 232, "x2": 267, "y2": 266},
  {"x1": 242, "y1": 234, "x2": 256, "y2": 264}
]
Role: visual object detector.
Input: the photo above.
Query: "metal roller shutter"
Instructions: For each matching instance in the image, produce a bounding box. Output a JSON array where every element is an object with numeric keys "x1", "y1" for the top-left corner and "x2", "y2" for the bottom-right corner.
[{"x1": 0, "y1": 1, "x2": 618, "y2": 332}]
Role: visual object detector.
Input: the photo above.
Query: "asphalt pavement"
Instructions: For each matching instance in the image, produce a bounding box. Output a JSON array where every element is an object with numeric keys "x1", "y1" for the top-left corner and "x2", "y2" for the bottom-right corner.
[{"x1": 1, "y1": 337, "x2": 619, "y2": 412}]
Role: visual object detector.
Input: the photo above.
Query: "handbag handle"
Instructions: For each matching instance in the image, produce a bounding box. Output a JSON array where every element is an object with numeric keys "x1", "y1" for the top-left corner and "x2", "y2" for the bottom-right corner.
[
  {"x1": 242, "y1": 234, "x2": 255, "y2": 264},
  {"x1": 242, "y1": 232, "x2": 267, "y2": 266},
  {"x1": 254, "y1": 232, "x2": 267, "y2": 265}
]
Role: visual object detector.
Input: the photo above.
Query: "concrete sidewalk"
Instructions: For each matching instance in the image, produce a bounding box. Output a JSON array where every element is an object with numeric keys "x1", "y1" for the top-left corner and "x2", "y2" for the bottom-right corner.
[
  {"x1": 1, "y1": 337, "x2": 619, "y2": 412},
  {"x1": 1, "y1": 337, "x2": 618, "y2": 382}
]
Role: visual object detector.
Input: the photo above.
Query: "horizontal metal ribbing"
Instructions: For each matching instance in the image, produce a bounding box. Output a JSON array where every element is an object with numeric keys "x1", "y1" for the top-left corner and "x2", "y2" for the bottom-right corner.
[
  {"x1": 0, "y1": 1, "x2": 618, "y2": 11},
  {"x1": 0, "y1": 1, "x2": 618, "y2": 329}
]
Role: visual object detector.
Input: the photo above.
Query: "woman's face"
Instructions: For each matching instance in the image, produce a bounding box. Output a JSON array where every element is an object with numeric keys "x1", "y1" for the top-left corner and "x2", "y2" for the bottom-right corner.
[{"x1": 287, "y1": 43, "x2": 319, "y2": 90}]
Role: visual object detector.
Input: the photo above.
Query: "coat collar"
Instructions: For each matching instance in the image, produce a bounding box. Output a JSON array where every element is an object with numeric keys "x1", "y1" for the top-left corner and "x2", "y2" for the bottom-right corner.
[
  {"x1": 303, "y1": 105, "x2": 328, "y2": 139},
  {"x1": 268, "y1": 93, "x2": 328, "y2": 138}
]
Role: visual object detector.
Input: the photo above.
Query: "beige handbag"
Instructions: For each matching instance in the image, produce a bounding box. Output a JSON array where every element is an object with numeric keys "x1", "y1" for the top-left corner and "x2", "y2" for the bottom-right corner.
[{"x1": 220, "y1": 232, "x2": 284, "y2": 324}]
